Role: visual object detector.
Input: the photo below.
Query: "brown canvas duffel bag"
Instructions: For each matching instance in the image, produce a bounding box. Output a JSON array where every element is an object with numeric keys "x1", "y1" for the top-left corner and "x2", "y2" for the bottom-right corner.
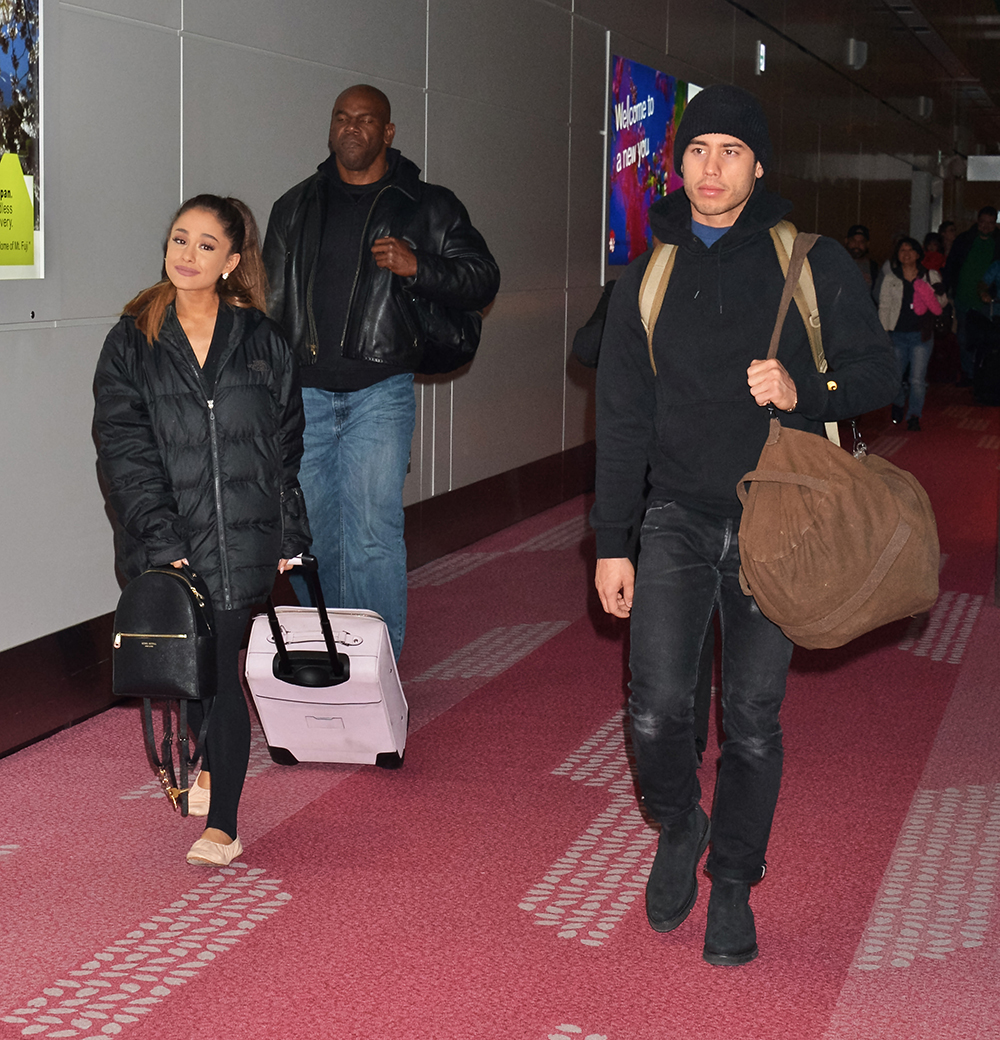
[
  {"x1": 736, "y1": 233, "x2": 939, "y2": 649},
  {"x1": 737, "y1": 418, "x2": 939, "y2": 649}
]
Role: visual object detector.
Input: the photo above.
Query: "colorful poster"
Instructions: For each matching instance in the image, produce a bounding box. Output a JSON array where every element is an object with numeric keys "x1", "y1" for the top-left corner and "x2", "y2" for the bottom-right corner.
[
  {"x1": 607, "y1": 56, "x2": 688, "y2": 266},
  {"x1": 0, "y1": 0, "x2": 41, "y2": 278}
]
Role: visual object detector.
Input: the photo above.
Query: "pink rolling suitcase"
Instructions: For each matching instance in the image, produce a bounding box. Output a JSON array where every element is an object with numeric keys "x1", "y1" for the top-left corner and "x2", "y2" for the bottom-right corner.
[{"x1": 244, "y1": 555, "x2": 408, "y2": 768}]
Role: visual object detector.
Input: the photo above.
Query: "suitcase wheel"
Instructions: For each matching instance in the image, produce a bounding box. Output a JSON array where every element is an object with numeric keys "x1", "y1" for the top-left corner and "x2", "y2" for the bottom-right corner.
[
  {"x1": 268, "y1": 746, "x2": 299, "y2": 766},
  {"x1": 374, "y1": 710, "x2": 408, "y2": 769}
]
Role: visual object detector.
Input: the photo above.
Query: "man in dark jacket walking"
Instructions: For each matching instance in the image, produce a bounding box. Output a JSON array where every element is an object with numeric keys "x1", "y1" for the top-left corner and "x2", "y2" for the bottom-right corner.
[
  {"x1": 263, "y1": 85, "x2": 499, "y2": 657},
  {"x1": 592, "y1": 85, "x2": 896, "y2": 966},
  {"x1": 942, "y1": 206, "x2": 1000, "y2": 384}
]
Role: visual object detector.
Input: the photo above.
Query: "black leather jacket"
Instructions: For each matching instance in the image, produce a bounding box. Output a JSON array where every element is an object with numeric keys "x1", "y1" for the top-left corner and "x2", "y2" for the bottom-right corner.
[
  {"x1": 94, "y1": 305, "x2": 311, "y2": 611},
  {"x1": 262, "y1": 149, "x2": 500, "y2": 370}
]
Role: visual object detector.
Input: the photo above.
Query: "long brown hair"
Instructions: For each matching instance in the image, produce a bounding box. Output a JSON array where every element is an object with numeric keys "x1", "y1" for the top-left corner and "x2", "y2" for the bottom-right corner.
[{"x1": 124, "y1": 194, "x2": 268, "y2": 345}]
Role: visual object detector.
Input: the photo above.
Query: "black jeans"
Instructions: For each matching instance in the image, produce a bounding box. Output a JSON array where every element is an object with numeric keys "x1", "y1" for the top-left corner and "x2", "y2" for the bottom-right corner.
[{"x1": 629, "y1": 501, "x2": 793, "y2": 882}]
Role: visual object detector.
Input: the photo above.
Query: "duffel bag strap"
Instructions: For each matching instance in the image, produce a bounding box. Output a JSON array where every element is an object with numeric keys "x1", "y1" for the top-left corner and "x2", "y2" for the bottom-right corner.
[
  {"x1": 784, "y1": 518, "x2": 913, "y2": 638},
  {"x1": 768, "y1": 227, "x2": 841, "y2": 448},
  {"x1": 767, "y1": 231, "x2": 820, "y2": 362},
  {"x1": 736, "y1": 467, "x2": 830, "y2": 506},
  {"x1": 770, "y1": 221, "x2": 824, "y2": 373}
]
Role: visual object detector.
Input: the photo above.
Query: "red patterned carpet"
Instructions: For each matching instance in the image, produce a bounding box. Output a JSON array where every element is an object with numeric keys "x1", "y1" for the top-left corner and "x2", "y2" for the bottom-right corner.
[{"x1": 1, "y1": 386, "x2": 998, "y2": 1040}]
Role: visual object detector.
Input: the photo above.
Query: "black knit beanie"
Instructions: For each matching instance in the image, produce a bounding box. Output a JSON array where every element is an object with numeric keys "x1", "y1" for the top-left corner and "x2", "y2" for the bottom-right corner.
[{"x1": 673, "y1": 84, "x2": 772, "y2": 175}]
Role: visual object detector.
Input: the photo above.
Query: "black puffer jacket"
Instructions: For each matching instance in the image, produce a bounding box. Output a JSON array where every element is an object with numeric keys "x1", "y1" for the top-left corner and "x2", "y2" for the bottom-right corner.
[
  {"x1": 262, "y1": 149, "x2": 500, "y2": 369},
  {"x1": 94, "y1": 304, "x2": 311, "y2": 611},
  {"x1": 592, "y1": 187, "x2": 898, "y2": 558}
]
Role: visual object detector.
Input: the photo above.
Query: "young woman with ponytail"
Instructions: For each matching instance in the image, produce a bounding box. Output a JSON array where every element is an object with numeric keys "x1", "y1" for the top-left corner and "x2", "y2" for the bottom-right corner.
[{"x1": 94, "y1": 195, "x2": 311, "y2": 866}]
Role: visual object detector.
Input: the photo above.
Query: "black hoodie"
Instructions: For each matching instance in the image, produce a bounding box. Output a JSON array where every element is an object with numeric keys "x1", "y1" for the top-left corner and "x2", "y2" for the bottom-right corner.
[{"x1": 592, "y1": 186, "x2": 898, "y2": 558}]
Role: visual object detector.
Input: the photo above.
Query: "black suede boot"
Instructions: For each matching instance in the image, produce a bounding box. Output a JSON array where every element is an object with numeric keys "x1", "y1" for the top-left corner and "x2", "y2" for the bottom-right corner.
[
  {"x1": 702, "y1": 877, "x2": 759, "y2": 966},
  {"x1": 645, "y1": 804, "x2": 710, "y2": 933}
]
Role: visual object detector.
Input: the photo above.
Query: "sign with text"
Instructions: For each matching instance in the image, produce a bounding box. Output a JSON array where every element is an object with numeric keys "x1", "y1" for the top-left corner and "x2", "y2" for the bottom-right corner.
[
  {"x1": 0, "y1": 153, "x2": 34, "y2": 265},
  {"x1": 0, "y1": 0, "x2": 42, "y2": 278},
  {"x1": 608, "y1": 56, "x2": 689, "y2": 266}
]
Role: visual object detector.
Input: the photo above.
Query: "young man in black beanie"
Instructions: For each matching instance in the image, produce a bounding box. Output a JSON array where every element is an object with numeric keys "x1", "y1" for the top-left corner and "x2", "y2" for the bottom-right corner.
[{"x1": 591, "y1": 84, "x2": 896, "y2": 965}]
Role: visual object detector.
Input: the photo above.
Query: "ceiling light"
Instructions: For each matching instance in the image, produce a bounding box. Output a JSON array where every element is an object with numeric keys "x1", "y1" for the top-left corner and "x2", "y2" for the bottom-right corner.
[{"x1": 845, "y1": 38, "x2": 868, "y2": 70}]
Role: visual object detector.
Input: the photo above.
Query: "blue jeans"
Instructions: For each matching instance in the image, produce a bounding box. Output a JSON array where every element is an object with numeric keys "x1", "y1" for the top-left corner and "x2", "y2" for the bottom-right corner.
[
  {"x1": 891, "y1": 330, "x2": 931, "y2": 419},
  {"x1": 292, "y1": 376, "x2": 416, "y2": 658},
  {"x1": 628, "y1": 501, "x2": 793, "y2": 882}
]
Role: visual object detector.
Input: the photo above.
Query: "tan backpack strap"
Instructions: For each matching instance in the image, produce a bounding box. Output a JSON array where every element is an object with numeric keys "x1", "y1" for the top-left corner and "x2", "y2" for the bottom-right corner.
[
  {"x1": 638, "y1": 240, "x2": 677, "y2": 376},
  {"x1": 769, "y1": 220, "x2": 840, "y2": 447}
]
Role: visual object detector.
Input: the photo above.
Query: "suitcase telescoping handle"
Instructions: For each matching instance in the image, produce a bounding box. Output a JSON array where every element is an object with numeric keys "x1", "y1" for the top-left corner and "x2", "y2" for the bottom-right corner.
[
  {"x1": 265, "y1": 554, "x2": 347, "y2": 685},
  {"x1": 287, "y1": 554, "x2": 341, "y2": 671}
]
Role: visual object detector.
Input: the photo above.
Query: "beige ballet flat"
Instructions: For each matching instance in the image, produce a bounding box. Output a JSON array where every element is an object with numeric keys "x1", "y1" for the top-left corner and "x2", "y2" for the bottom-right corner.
[
  {"x1": 185, "y1": 774, "x2": 210, "y2": 817},
  {"x1": 186, "y1": 835, "x2": 243, "y2": 866}
]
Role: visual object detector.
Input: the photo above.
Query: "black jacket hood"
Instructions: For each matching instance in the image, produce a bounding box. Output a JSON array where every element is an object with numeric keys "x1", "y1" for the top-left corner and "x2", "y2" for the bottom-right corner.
[{"x1": 648, "y1": 183, "x2": 792, "y2": 248}]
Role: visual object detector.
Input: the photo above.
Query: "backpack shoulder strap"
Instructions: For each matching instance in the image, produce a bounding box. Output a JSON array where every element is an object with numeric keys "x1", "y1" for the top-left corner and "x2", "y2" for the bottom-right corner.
[
  {"x1": 638, "y1": 240, "x2": 677, "y2": 376},
  {"x1": 769, "y1": 220, "x2": 840, "y2": 447}
]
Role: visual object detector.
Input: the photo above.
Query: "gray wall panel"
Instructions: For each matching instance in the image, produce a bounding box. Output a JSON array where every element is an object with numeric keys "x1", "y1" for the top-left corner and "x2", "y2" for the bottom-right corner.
[
  {"x1": 406, "y1": 382, "x2": 434, "y2": 504},
  {"x1": 179, "y1": 37, "x2": 426, "y2": 231},
  {"x1": 182, "y1": 0, "x2": 425, "y2": 85},
  {"x1": 430, "y1": 378, "x2": 453, "y2": 496},
  {"x1": 65, "y1": 0, "x2": 180, "y2": 28},
  {"x1": 577, "y1": 0, "x2": 667, "y2": 52},
  {"x1": 564, "y1": 285, "x2": 600, "y2": 448},
  {"x1": 58, "y1": 9, "x2": 180, "y2": 318},
  {"x1": 566, "y1": 116, "x2": 604, "y2": 289},
  {"x1": 427, "y1": 93, "x2": 568, "y2": 295},
  {"x1": 567, "y1": 16, "x2": 607, "y2": 290},
  {"x1": 0, "y1": 323, "x2": 121, "y2": 650},
  {"x1": 428, "y1": 0, "x2": 570, "y2": 119},
  {"x1": 665, "y1": 0, "x2": 735, "y2": 81},
  {"x1": 450, "y1": 290, "x2": 565, "y2": 487}
]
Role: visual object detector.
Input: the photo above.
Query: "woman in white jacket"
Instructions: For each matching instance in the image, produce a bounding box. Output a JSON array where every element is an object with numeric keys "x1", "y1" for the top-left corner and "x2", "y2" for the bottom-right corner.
[{"x1": 874, "y1": 237, "x2": 943, "y2": 431}]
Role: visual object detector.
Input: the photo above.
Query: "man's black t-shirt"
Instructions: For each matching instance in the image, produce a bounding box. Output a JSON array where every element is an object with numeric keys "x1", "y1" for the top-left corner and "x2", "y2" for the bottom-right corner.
[{"x1": 307, "y1": 157, "x2": 410, "y2": 391}]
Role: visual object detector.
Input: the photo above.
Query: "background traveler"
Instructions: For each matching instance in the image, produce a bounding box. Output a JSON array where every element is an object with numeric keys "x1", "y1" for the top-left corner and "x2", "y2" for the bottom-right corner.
[
  {"x1": 943, "y1": 207, "x2": 1000, "y2": 386},
  {"x1": 938, "y1": 220, "x2": 957, "y2": 258},
  {"x1": 922, "y1": 232, "x2": 946, "y2": 272},
  {"x1": 844, "y1": 223, "x2": 879, "y2": 293},
  {"x1": 875, "y1": 237, "x2": 943, "y2": 432}
]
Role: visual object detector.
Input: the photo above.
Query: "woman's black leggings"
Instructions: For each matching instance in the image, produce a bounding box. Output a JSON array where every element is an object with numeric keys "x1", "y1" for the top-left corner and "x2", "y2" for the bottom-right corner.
[{"x1": 187, "y1": 607, "x2": 251, "y2": 840}]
